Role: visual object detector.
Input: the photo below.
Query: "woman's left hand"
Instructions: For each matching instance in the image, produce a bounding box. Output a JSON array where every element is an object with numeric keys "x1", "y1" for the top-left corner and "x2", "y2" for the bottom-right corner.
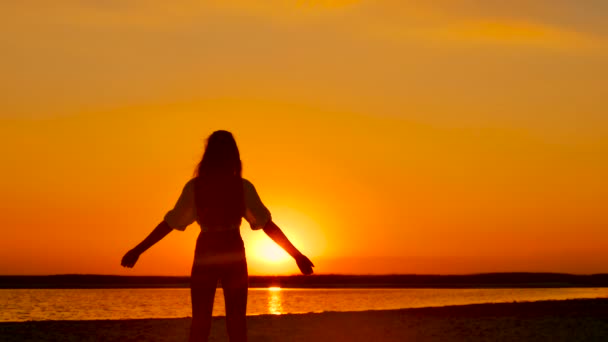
[{"x1": 121, "y1": 249, "x2": 141, "y2": 268}]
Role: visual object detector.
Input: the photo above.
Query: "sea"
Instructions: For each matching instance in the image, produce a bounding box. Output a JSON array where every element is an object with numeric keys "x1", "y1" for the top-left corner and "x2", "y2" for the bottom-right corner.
[{"x1": 1, "y1": 287, "x2": 607, "y2": 322}]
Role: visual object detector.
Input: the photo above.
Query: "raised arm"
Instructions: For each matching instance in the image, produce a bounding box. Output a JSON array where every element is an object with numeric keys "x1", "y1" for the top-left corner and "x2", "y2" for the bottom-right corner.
[
  {"x1": 122, "y1": 180, "x2": 196, "y2": 268},
  {"x1": 121, "y1": 220, "x2": 173, "y2": 268},
  {"x1": 263, "y1": 220, "x2": 314, "y2": 275}
]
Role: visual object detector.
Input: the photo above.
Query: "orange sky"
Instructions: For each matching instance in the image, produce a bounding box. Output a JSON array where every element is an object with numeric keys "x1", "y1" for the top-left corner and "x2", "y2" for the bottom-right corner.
[{"x1": 1, "y1": 1, "x2": 607, "y2": 275}]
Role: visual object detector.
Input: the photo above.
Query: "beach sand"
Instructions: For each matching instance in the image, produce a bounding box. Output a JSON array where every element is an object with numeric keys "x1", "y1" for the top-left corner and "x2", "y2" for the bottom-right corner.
[{"x1": 1, "y1": 298, "x2": 607, "y2": 341}]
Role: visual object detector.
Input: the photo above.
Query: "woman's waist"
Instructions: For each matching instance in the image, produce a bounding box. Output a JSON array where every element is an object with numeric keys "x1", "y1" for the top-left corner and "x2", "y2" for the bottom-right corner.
[
  {"x1": 194, "y1": 229, "x2": 245, "y2": 266},
  {"x1": 198, "y1": 227, "x2": 242, "y2": 237},
  {"x1": 197, "y1": 220, "x2": 241, "y2": 233},
  {"x1": 196, "y1": 228, "x2": 243, "y2": 248}
]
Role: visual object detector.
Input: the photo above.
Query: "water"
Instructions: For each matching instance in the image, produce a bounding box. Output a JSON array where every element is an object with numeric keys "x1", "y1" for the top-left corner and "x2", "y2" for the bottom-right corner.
[{"x1": 1, "y1": 287, "x2": 607, "y2": 322}]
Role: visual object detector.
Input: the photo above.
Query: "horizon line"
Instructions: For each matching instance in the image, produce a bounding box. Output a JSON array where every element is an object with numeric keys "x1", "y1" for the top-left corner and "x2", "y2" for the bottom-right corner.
[{"x1": 2, "y1": 272, "x2": 608, "y2": 277}]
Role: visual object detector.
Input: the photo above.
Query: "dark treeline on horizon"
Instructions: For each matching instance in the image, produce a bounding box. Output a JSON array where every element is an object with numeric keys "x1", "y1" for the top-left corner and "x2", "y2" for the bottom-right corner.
[{"x1": 2, "y1": 273, "x2": 608, "y2": 289}]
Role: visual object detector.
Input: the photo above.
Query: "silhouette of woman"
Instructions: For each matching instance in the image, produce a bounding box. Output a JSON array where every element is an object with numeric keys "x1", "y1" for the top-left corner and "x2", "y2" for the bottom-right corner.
[{"x1": 121, "y1": 130, "x2": 314, "y2": 342}]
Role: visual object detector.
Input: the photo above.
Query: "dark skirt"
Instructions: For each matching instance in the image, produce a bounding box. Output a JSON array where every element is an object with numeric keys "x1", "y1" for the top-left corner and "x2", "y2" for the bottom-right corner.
[{"x1": 191, "y1": 229, "x2": 248, "y2": 288}]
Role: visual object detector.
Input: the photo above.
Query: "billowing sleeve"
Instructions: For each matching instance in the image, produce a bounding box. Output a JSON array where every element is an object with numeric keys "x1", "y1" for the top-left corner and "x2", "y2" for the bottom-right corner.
[
  {"x1": 163, "y1": 179, "x2": 197, "y2": 231},
  {"x1": 243, "y1": 179, "x2": 271, "y2": 230}
]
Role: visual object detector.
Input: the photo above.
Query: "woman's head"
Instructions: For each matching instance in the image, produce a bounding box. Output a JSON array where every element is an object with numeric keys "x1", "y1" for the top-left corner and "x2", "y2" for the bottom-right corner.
[
  {"x1": 194, "y1": 130, "x2": 245, "y2": 229},
  {"x1": 196, "y1": 130, "x2": 241, "y2": 178}
]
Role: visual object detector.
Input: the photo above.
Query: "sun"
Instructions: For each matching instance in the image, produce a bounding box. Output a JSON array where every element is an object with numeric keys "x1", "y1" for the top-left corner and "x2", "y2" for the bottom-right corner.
[
  {"x1": 254, "y1": 238, "x2": 291, "y2": 264},
  {"x1": 242, "y1": 205, "x2": 325, "y2": 272}
]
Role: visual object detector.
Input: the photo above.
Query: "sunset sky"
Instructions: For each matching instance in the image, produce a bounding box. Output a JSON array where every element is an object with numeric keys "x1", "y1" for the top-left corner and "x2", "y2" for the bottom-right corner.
[{"x1": 1, "y1": 1, "x2": 607, "y2": 275}]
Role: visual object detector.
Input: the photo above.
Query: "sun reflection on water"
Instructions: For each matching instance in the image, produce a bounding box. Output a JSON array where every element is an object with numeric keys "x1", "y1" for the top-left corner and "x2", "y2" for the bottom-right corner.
[{"x1": 267, "y1": 287, "x2": 283, "y2": 315}]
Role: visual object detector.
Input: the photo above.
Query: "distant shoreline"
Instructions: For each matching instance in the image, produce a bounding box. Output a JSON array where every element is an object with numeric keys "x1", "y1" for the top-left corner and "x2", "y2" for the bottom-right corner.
[{"x1": 2, "y1": 273, "x2": 608, "y2": 289}]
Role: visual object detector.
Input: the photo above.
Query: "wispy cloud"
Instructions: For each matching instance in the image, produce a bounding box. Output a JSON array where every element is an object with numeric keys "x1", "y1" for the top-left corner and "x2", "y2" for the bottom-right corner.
[
  {"x1": 443, "y1": 20, "x2": 600, "y2": 48},
  {"x1": 352, "y1": 20, "x2": 603, "y2": 50},
  {"x1": 343, "y1": 1, "x2": 608, "y2": 50}
]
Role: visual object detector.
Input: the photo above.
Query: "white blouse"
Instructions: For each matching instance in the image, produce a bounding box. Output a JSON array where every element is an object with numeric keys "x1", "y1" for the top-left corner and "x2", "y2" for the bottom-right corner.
[{"x1": 164, "y1": 178, "x2": 271, "y2": 232}]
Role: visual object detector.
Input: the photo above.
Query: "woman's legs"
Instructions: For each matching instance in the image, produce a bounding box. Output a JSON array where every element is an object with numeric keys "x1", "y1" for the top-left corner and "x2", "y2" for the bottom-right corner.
[
  {"x1": 222, "y1": 258, "x2": 248, "y2": 342},
  {"x1": 189, "y1": 269, "x2": 218, "y2": 342},
  {"x1": 190, "y1": 230, "x2": 248, "y2": 342}
]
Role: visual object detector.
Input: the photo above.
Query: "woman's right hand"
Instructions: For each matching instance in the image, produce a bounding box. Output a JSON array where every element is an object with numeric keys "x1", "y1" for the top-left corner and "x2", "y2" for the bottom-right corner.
[
  {"x1": 121, "y1": 249, "x2": 141, "y2": 268},
  {"x1": 295, "y1": 254, "x2": 314, "y2": 275}
]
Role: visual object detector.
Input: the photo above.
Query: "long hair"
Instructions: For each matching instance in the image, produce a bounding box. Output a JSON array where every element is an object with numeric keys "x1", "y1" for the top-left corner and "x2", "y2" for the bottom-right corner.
[{"x1": 194, "y1": 130, "x2": 244, "y2": 229}]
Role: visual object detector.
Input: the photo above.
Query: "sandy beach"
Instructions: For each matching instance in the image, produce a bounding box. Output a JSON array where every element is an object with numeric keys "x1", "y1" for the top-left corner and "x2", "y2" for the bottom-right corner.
[{"x1": 1, "y1": 298, "x2": 607, "y2": 341}]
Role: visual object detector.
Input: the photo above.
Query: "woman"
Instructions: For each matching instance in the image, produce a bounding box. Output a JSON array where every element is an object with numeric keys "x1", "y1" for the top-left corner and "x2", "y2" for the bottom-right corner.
[{"x1": 121, "y1": 130, "x2": 314, "y2": 342}]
